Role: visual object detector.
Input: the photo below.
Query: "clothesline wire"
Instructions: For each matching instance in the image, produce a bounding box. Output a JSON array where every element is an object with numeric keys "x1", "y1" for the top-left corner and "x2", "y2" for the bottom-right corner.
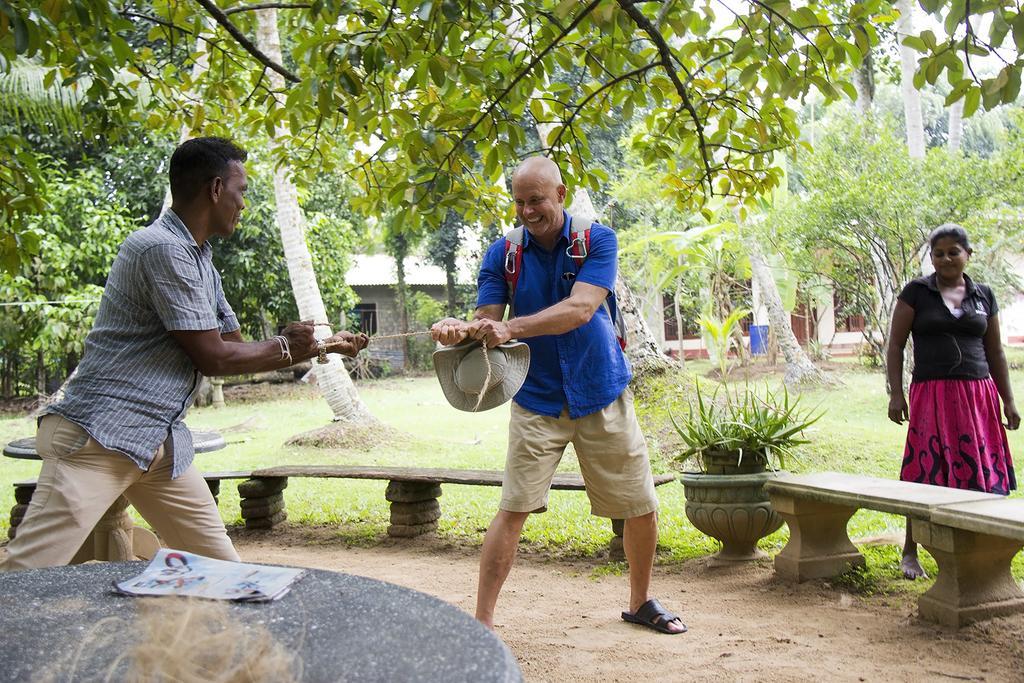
[{"x1": 0, "y1": 299, "x2": 101, "y2": 307}]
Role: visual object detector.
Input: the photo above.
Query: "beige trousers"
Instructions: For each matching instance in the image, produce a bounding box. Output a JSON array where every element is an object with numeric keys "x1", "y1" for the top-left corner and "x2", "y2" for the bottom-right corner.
[{"x1": 1, "y1": 414, "x2": 238, "y2": 571}]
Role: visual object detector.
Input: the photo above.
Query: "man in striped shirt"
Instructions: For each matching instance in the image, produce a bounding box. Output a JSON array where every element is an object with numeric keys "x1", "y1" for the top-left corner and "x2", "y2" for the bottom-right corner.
[{"x1": 1, "y1": 137, "x2": 366, "y2": 571}]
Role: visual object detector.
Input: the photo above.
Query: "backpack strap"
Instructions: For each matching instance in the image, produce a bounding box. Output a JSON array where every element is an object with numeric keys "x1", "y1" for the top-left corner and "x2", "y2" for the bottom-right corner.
[
  {"x1": 567, "y1": 214, "x2": 590, "y2": 263},
  {"x1": 567, "y1": 214, "x2": 627, "y2": 350},
  {"x1": 503, "y1": 226, "x2": 525, "y2": 316}
]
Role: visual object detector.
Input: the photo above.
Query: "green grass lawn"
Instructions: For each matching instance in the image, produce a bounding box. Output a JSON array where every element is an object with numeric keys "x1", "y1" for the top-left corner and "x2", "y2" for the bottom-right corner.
[{"x1": 2, "y1": 358, "x2": 1022, "y2": 594}]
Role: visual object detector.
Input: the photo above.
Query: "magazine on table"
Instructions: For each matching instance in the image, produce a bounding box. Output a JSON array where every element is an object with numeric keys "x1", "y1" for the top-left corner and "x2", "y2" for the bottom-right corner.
[{"x1": 114, "y1": 549, "x2": 305, "y2": 602}]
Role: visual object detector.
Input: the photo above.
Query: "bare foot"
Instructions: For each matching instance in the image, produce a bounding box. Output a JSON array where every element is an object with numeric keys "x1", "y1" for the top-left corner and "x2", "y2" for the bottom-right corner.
[{"x1": 900, "y1": 554, "x2": 928, "y2": 580}]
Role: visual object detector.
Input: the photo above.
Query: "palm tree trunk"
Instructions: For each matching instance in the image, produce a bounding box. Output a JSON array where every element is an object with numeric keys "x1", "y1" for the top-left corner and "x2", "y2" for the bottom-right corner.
[
  {"x1": 256, "y1": 9, "x2": 374, "y2": 423},
  {"x1": 673, "y1": 271, "x2": 686, "y2": 369},
  {"x1": 746, "y1": 237, "x2": 825, "y2": 386},
  {"x1": 896, "y1": 0, "x2": 926, "y2": 159},
  {"x1": 947, "y1": 99, "x2": 964, "y2": 153}
]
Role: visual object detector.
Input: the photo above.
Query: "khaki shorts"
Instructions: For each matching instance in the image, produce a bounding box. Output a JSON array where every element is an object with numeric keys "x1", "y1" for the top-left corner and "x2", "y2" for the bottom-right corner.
[
  {"x1": 501, "y1": 389, "x2": 658, "y2": 519},
  {"x1": 1, "y1": 414, "x2": 238, "y2": 572}
]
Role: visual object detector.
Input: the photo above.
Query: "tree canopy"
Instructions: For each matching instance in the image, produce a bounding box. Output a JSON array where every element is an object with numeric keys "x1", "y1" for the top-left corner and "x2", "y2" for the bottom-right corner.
[{"x1": 3, "y1": 0, "x2": 1022, "y2": 271}]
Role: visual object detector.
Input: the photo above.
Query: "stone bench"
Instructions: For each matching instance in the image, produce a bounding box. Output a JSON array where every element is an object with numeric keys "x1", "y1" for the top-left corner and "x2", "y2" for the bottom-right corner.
[
  {"x1": 765, "y1": 471, "x2": 1022, "y2": 626},
  {"x1": 915, "y1": 498, "x2": 1024, "y2": 626},
  {"x1": 242, "y1": 465, "x2": 676, "y2": 559}
]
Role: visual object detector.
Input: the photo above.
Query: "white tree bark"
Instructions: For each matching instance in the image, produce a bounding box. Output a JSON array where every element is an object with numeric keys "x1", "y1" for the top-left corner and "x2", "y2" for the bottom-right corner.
[
  {"x1": 947, "y1": 99, "x2": 965, "y2": 153},
  {"x1": 257, "y1": 9, "x2": 374, "y2": 423},
  {"x1": 853, "y1": 48, "x2": 875, "y2": 117},
  {"x1": 745, "y1": 238, "x2": 825, "y2": 386},
  {"x1": 897, "y1": 0, "x2": 926, "y2": 159}
]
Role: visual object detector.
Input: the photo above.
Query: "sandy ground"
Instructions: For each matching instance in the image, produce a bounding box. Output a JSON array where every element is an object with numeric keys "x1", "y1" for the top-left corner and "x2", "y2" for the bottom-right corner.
[{"x1": 223, "y1": 526, "x2": 1024, "y2": 683}]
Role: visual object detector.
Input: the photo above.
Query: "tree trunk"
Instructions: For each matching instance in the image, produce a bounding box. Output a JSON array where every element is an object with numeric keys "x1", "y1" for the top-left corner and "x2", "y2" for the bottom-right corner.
[
  {"x1": 257, "y1": 9, "x2": 374, "y2": 423},
  {"x1": 567, "y1": 188, "x2": 674, "y2": 377},
  {"x1": 673, "y1": 276, "x2": 686, "y2": 369},
  {"x1": 395, "y1": 250, "x2": 410, "y2": 372},
  {"x1": 853, "y1": 47, "x2": 875, "y2": 116},
  {"x1": 35, "y1": 349, "x2": 45, "y2": 396},
  {"x1": 897, "y1": 0, "x2": 926, "y2": 159},
  {"x1": 745, "y1": 238, "x2": 826, "y2": 386},
  {"x1": 947, "y1": 99, "x2": 964, "y2": 153},
  {"x1": 445, "y1": 268, "x2": 458, "y2": 317},
  {"x1": 867, "y1": 239, "x2": 899, "y2": 364}
]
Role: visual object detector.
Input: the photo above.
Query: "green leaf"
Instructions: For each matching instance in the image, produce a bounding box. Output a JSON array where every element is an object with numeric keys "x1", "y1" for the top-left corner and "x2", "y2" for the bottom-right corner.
[
  {"x1": 901, "y1": 35, "x2": 928, "y2": 52},
  {"x1": 528, "y1": 98, "x2": 544, "y2": 122},
  {"x1": 1002, "y1": 68, "x2": 1021, "y2": 104},
  {"x1": 963, "y1": 87, "x2": 981, "y2": 117},
  {"x1": 555, "y1": 0, "x2": 577, "y2": 19},
  {"x1": 1013, "y1": 13, "x2": 1024, "y2": 53},
  {"x1": 428, "y1": 57, "x2": 446, "y2": 86},
  {"x1": 733, "y1": 37, "x2": 753, "y2": 63}
]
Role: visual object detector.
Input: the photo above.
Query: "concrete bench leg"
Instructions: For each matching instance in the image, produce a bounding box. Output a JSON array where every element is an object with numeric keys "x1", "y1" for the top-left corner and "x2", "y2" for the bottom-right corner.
[
  {"x1": 913, "y1": 519, "x2": 1024, "y2": 627},
  {"x1": 771, "y1": 497, "x2": 865, "y2": 581},
  {"x1": 8, "y1": 483, "x2": 35, "y2": 539},
  {"x1": 610, "y1": 519, "x2": 625, "y2": 561},
  {"x1": 238, "y1": 477, "x2": 288, "y2": 530},
  {"x1": 82, "y1": 495, "x2": 135, "y2": 562},
  {"x1": 386, "y1": 481, "x2": 442, "y2": 537},
  {"x1": 206, "y1": 480, "x2": 221, "y2": 505}
]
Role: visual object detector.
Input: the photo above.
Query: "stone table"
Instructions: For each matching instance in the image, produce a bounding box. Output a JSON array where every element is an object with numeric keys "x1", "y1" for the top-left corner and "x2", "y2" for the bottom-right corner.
[
  {"x1": 4, "y1": 430, "x2": 226, "y2": 560},
  {"x1": 0, "y1": 562, "x2": 522, "y2": 683}
]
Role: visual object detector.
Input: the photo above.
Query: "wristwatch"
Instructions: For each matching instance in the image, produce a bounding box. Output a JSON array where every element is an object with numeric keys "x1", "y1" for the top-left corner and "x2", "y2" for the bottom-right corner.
[{"x1": 316, "y1": 340, "x2": 328, "y2": 364}]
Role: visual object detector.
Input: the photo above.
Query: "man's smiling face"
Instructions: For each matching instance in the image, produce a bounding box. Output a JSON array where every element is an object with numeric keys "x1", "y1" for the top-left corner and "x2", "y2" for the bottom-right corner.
[{"x1": 511, "y1": 162, "x2": 566, "y2": 245}]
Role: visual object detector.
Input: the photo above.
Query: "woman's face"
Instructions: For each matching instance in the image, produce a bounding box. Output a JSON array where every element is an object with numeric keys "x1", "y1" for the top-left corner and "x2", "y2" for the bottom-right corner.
[{"x1": 930, "y1": 236, "x2": 970, "y2": 281}]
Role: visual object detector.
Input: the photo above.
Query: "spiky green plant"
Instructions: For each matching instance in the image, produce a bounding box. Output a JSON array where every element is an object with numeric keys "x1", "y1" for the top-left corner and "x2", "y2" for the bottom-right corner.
[{"x1": 670, "y1": 381, "x2": 822, "y2": 471}]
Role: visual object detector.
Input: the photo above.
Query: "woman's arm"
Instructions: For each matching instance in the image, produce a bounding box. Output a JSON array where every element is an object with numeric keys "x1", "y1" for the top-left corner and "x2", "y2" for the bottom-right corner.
[
  {"x1": 886, "y1": 300, "x2": 915, "y2": 424},
  {"x1": 983, "y1": 314, "x2": 1020, "y2": 429}
]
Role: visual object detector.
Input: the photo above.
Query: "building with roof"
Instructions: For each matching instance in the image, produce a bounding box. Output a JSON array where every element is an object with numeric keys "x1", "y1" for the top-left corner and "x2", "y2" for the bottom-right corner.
[{"x1": 344, "y1": 254, "x2": 475, "y2": 369}]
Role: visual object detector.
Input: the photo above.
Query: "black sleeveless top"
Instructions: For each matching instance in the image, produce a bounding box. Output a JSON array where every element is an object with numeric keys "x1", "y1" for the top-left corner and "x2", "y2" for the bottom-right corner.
[{"x1": 897, "y1": 273, "x2": 998, "y2": 382}]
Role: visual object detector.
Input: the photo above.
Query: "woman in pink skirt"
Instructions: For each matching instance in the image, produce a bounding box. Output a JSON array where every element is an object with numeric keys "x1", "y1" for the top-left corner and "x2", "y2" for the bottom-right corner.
[{"x1": 887, "y1": 224, "x2": 1020, "y2": 579}]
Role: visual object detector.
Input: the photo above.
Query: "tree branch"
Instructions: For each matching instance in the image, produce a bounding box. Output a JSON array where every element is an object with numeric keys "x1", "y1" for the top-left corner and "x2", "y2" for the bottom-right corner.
[
  {"x1": 617, "y1": 0, "x2": 714, "y2": 192},
  {"x1": 435, "y1": 0, "x2": 603, "y2": 173},
  {"x1": 193, "y1": 0, "x2": 301, "y2": 83},
  {"x1": 224, "y1": 2, "x2": 312, "y2": 15}
]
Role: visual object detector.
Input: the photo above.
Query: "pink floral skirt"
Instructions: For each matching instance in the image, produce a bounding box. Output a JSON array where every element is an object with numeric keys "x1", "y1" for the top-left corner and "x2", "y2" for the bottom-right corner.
[{"x1": 901, "y1": 378, "x2": 1016, "y2": 494}]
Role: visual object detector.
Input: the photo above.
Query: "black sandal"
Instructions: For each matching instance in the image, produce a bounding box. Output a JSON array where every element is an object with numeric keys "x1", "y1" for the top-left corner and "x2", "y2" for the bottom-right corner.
[{"x1": 621, "y1": 598, "x2": 687, "y2": 634}]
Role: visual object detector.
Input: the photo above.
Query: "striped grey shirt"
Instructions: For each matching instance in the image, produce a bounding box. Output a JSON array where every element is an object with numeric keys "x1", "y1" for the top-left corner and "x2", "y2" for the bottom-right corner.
[{"x1": 45, "y1": 210, "x2": 239, "y2": 478}]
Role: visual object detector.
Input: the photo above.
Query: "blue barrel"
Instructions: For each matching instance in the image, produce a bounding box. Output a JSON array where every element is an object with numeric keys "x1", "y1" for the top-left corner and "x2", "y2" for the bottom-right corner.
[{"x1": 749, "y1": 324, "x2": 769, "y2": 355}]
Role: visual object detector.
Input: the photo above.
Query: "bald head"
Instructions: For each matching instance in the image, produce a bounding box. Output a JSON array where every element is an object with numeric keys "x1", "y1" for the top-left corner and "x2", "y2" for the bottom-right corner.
[
  {"x1": 511, "y1": 156, "x2": 563, "y2": 188},
  {"x1": 510, "y1": 156, "x2": 567, "y2": 246}
]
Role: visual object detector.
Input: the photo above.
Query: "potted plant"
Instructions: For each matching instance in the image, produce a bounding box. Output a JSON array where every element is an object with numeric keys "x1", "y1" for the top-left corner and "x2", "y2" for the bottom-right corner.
[{"x1": 671, "y1": 382, "x2": 821, "y2": 565}]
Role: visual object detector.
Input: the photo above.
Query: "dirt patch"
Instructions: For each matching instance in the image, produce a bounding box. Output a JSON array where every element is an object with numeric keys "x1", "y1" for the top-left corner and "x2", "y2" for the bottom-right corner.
[
  {"x1": 0, "y1": 396, "x2": 41, "y2": 416},
  {"x1": 284, "y1": 420, "x2": 410, "y2": 450},
  {"x1": 222, "y1": 382, "x2": 320, "y2": 404},
  {"x1": 228, "y1": 526, "x2": 1024, "y2": 682}
]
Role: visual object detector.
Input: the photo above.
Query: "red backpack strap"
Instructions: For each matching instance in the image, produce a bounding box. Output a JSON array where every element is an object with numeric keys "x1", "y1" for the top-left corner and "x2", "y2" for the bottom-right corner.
[
  {"x1": 567, "y1": 214, "x2": 628, "y2": 350},
  {"x1": 503, "y1": 227, "x2": 525, "y2": 316},
  {"x1": 567, "y1": 213, "x2": 590, "y2": 264}
]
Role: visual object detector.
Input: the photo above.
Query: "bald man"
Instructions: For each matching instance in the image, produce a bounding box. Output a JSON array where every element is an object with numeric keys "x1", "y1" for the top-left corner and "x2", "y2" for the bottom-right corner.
[{"x1": 432, "y1": 157, "x2": 685, "y2": 635}]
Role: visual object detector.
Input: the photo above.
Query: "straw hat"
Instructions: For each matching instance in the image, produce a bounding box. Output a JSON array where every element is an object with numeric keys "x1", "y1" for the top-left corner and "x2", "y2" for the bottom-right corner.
[{"x1": 433, "y1": 339, "x2": 530, "y2": 412}]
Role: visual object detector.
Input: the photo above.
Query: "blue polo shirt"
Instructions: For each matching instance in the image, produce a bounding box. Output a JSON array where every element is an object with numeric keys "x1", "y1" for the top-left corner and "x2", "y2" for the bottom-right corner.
[{"x1": 477, "y1": 211, "x2": 632, "y2": 418}]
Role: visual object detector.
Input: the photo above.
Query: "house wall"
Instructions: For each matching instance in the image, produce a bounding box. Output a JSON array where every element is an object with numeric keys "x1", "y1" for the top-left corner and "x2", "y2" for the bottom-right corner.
[
  {"x1": 1002, "y1": 255, "x2": 1024, "y2": 345},
  {"x1": 350, "y1": 284, "x2": 448, "y2": 368}
]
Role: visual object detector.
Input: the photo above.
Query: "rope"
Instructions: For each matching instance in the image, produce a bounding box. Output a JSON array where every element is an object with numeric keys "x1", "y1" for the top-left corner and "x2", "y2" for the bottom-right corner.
[
  {"x1": 0, "y1": 298, "x2": 101, "y2": 307},
  {"x1": 310, "y1": 321, "x2": 493, "y2": 411},
  {"x1": 472, "y1": 344, "x2": 493, "y2": 413},
  {"x1": 364, "y1": 330, "x2": 433, "y2": 341}
]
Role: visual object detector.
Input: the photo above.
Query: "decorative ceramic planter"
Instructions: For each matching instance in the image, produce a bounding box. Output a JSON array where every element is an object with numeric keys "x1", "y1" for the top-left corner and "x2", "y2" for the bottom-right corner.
[{"x1": 680, "y1": 468, "x2": 784, "y2": 565}]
